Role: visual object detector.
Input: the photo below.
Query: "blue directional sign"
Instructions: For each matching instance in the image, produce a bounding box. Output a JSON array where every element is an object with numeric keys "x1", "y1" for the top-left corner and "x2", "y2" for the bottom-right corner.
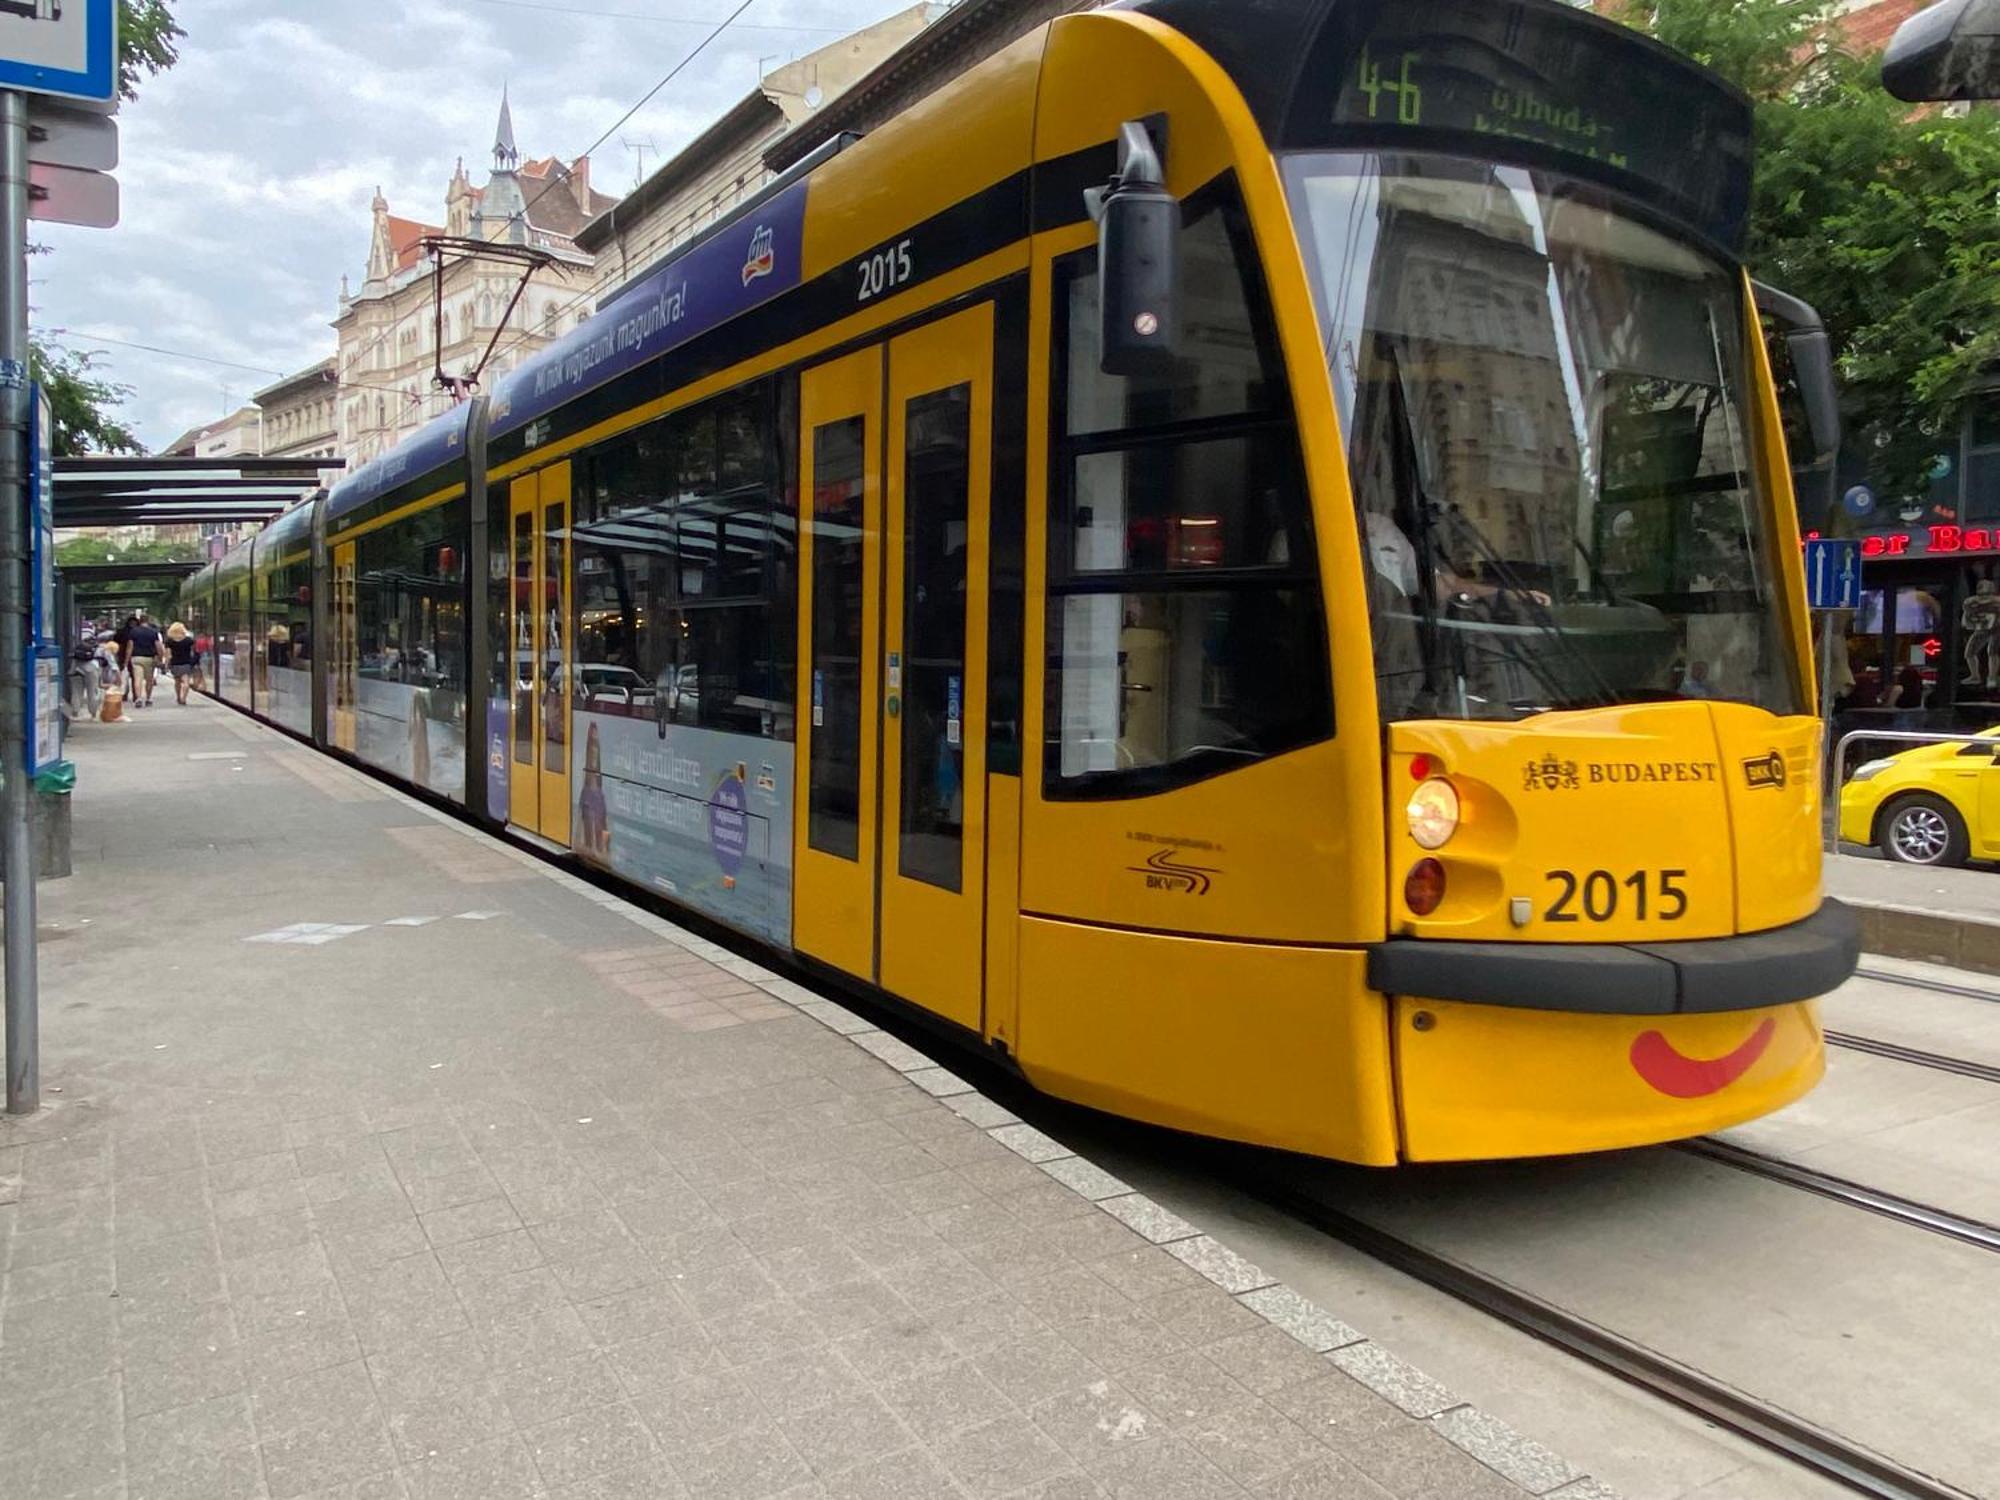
[
  {"x1": 0, "y1": 0, "x2": 117, "y2": 105},
  {"x1": 1804, "y1": 537, "x2": 1863, "y2": 611}
]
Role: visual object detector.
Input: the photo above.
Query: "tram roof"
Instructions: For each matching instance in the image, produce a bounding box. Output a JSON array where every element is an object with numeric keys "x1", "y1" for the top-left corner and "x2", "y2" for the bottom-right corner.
[
  {"x1": 486, "y1": 171, "x2": 814, "y2": 447},
  {"x1": 325, "y1": 405, "x2": 473, "y2": 526}
]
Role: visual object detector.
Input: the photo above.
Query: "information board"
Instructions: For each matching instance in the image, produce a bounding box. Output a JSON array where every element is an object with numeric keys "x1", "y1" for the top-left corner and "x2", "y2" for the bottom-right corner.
[
  {"x1": 23, "y1": 385, "x2": 59, "y2": 774},
  {"x1": 30, "y1": 382, "x2": 52, "y2": 643},
  {"x1": 30, "y1": 650, "x2": 58, "y2": 774}
]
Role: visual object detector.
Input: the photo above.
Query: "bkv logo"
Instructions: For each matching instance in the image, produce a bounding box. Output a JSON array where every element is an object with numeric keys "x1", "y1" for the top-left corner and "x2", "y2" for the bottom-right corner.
[
  {"x1": 1742, "y1": 751, "x2": 1787, "y2": 791},
  {"x1": 742, "y1": 224, "x2": 776, "y2": 287},
  {"x1": 1523, "y1": 754, "x2": 1580, "y2": 792},
  {"x1": 1128, "y1": 847, "x2": 1219, "y2": 896}
]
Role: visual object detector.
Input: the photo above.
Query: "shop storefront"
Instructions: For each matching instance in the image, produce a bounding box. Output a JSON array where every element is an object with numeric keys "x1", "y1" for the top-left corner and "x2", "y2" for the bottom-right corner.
[{"x1": 1829, "y1": 391, "x2": 2000, "y2": 736}]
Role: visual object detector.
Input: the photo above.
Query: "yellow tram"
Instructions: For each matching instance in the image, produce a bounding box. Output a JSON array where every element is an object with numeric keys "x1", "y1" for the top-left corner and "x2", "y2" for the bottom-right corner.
[{"x1": 189, "y1": 0, "x2": 1857, "y2": 1163}]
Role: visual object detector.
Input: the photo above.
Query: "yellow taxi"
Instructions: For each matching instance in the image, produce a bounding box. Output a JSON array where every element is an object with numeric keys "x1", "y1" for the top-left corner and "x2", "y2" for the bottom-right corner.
[{"x1": 1838, "y1": 727, "x2": 2000, "y2": 865}]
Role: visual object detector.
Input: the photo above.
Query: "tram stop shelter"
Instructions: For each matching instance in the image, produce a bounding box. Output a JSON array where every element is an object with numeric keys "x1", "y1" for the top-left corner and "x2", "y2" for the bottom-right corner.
[{"x1": 14, "y1": 455, "x2": 341, "y2": 881}]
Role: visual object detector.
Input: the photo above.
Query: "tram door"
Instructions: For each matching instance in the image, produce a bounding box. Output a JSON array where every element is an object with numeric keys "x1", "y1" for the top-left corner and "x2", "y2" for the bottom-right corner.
[
  {"x1": 796, "y1": 304, "x2": 993, "y2": 1032},
  {"x1": 331, "y1": 543, "x2": 357, "y2": 753},
  {"x1": 507, "y1": 464, "x2": 573, "y2": 845}
]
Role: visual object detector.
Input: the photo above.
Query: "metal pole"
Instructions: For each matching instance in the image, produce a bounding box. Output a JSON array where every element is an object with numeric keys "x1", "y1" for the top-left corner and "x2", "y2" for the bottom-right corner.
[
  {"x1": 2, "y1": 89, "x2": 37, "y2": 1115},
  {"x1": 1818, "y1": 610, "x2": 1840, "y2": 850}
]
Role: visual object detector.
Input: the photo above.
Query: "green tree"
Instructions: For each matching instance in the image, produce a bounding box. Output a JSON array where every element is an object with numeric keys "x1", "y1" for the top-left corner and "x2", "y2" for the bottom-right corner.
[
  {"x1": 118, "y1": 1, "x2": 185, "y2": 102},
  {"x1": 32, "y1": 345, "x2": 141, "y2": 456},
  {"x1": 33, "y1": 5, "x2": 186, "y2": 453},
  {"x1": 1611, "y1": 0, "x2": 2000, "y2": 502}
]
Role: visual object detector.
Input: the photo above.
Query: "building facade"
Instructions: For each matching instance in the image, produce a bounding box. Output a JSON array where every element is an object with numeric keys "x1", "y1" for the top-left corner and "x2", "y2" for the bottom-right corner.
[
  {"x1": 253, "y1": 358, "x2": 339, "y2": 464},
  {"x1": 332, "y1": 93, "x2": 621, "y2": 467},
  {"x1": 161, "y1": 405, "x2": 263, "y2": 462}
]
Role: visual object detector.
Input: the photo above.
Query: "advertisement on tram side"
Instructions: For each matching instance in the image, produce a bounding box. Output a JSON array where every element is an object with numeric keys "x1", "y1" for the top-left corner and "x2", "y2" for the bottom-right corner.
[
  {"x1": 487, "y1": 694, "x2": 509, "y2": 820},
  {"x1": 352, "y1": 676, "x2": 467, "y2": 804},
  {"x1": 571, "y1": 706, "x2": 793, "y2": 944}
]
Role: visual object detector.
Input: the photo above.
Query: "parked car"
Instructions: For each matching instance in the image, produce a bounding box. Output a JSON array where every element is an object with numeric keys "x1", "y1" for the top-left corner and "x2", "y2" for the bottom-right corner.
[{"x1": 1838, "y1": 727, "x2": 2000, "y2": 865}]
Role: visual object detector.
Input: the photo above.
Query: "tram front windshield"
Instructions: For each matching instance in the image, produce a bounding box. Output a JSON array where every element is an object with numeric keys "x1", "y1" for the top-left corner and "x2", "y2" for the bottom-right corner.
[{"x1": 1285, "y1": 152, "x2": 1804, "y2": 724}]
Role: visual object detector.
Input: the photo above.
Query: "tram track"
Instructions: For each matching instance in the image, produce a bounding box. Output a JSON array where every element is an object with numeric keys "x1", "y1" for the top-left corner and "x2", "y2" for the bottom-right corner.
[
  {"x1": 1229, "y1": 1160, "x2": 1979, "y2": 1500},
  {"x1": 1825, "y1": 1029, "x2": 2000, "y2": 1086},
  {"x1": 1854, "y1": 966, "x2": 2000, "y2": 1006},
  {"x1": 1677, "y1": 1137, "x2": 2000, "y2": 1255}
]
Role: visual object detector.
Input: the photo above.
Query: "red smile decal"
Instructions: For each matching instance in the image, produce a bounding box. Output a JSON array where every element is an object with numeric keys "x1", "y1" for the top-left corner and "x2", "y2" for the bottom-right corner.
[{"x1": 1629, "y1": 1018, "x2": 1777, "y2": 1098}]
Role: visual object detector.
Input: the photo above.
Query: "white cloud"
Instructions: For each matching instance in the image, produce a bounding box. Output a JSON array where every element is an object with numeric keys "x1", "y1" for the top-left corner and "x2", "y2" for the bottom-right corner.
[{"x1": 36, "y1": 0, "x2": 914, "y2": 446}]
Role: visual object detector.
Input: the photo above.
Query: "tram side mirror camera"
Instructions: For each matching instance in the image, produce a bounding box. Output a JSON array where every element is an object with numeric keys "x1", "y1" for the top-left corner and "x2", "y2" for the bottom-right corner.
[
  {"x1": 1884, "y1": 0, "x2": 2000, "y2": 100},
  {"x1": 1088, "y1": 120, "x2": 1179, "y2": 377},
  {"x1": 1753, "y1": 281, "x2": 1842, "y2": 469}
]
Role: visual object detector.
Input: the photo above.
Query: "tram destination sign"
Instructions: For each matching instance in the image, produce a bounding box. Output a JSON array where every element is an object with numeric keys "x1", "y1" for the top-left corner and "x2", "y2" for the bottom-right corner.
[{"x1": 1299, "y1": 0, "x2": 1754, "y2": 250}]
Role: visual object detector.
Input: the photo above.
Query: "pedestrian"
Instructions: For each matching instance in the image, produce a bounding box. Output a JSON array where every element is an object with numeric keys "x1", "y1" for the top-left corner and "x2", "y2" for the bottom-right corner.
[
  {"x1": 164, "y1": 621, "x2": 199, "y2": 706},
  {"x1": 126, "y1": 610, "x2": 164, "y2": 708},
  {"x1": 96, "y1": 634, "x2": 126, "y2": 722},
  {"x1": 113, "y1": 614, "x2": 135, "y2": 698}
]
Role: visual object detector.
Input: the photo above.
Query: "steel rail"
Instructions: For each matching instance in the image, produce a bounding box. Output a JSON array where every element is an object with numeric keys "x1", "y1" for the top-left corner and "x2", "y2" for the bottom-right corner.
[
  {"x1": 1678, "y1": 1137, "x2": 2000, "y2": 1254},
  {"x1": 1854, "y1": 966, "x2": 2000, "y2": 1006},
  {"x1": 1239, "y1": 1170, "x2": 1978, "y2": 1500},
  {"x1": 1825, "y1": 1030, "x2": 2000, "y2": 1086}
]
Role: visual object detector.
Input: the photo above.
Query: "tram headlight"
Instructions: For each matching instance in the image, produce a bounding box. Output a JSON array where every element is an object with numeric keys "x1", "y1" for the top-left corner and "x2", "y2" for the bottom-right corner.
[
  {"x1": 1848, "y1": 759, "x2": 1894, "y2": 782},
  {"x1": 1405, "y1": 778, "x2": 1460, "y2": 850}
]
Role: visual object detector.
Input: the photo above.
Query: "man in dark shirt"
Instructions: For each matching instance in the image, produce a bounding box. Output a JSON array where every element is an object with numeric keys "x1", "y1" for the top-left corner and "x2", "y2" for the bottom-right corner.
[{"x1": 126, "y1": 611, "x2": 163, "y2": 707}]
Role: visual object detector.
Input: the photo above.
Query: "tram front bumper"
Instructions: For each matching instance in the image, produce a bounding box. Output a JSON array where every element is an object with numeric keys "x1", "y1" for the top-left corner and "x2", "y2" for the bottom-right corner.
[
  {"x1": 1371, "y1": 901, "x2": 1854, "y2": 1161},
  {"x1": 1366, "y1": 898, "x2": 1859, "y2": 1016}
]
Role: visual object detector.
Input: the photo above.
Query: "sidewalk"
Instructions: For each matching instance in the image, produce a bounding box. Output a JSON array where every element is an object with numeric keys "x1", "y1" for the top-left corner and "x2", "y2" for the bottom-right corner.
[
  {"x1": 1, "y1": 700, "x2": 1609, "y2": 1500},
  {"x1": 1825, "y1": 851, "x2": 2000, "y2": 973}
]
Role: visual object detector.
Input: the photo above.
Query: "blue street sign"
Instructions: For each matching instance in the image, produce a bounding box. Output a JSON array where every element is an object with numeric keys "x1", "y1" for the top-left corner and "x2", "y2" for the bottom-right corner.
[
  {"x1": 1804, "y1": 537, "x2": 1863, "y2": 611},
  {"x1": 0, "y1": 0, "x2": 117, "y2": 105}
]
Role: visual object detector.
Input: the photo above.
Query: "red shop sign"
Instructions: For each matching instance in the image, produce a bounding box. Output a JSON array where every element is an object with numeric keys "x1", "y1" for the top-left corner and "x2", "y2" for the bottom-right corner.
[{"x1": 1823, "y1": 526, "x2": 2000, "y2": 558}]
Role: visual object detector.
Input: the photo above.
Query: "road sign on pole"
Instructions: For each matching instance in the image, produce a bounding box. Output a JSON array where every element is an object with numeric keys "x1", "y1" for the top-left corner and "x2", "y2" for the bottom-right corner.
[
  {"x1": 1, "y1": 89, "x2": 35, "y2": 1116},
  {"x1": 27, "y1": 100, "x2": 115, "y2": 170},
  {"x1": 0, "y1": 0, "x2": 117, "y2": 105},
  {"x1": 0, "y1": 0, "x2": 108, "y2": 1119},
  {"x1": 28, "y1": 156, "x2": 113, "y2": 225},
  {"x1": 1804, "y1": 537, "x2": 1863, "y2": 611}
]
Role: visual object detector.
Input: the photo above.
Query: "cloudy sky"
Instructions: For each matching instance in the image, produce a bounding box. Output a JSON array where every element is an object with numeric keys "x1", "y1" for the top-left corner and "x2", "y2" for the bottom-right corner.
[{"x1": 33, "y1": 0, "x2": 919, "y2": 448}]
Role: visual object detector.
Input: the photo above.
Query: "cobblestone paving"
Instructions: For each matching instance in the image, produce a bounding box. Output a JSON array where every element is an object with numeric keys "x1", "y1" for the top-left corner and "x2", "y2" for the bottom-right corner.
[{"x1": 0, "y1": 703, "x2": 1608, "y2": 1499}]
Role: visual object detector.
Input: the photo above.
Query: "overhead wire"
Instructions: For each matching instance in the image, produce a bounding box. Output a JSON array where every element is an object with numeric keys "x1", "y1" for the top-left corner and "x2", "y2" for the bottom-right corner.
[
  {"x1": 449, "y1": 0, "x2": 842, "y2": 32},
  {"x1": 44, "y1": 329, "x2": 435, "y2": 405},
  {"x1": 508, "y1": 0, "x2": 764, "y2": 238},
  {"x1": 478, "y1": 0, "x2": 782, "y2": 374}
]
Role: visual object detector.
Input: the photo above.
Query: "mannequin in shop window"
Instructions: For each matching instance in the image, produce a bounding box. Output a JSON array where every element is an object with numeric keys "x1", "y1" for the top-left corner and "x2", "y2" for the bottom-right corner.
[{"x1": 1963, "y1": 580, "x2": 2000, "y2": 691}]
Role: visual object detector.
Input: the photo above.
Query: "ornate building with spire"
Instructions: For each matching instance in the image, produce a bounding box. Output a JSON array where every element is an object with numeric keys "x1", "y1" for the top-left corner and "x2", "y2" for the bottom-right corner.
[{"x1": 330, "y1": 91, "x2": 621, "y2": 466}]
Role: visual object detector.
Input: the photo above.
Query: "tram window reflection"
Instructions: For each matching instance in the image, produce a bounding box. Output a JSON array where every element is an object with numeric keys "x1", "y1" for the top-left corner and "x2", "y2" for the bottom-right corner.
[{"x1": 572, "y1": 378, "x2": 795, "y2": 744}]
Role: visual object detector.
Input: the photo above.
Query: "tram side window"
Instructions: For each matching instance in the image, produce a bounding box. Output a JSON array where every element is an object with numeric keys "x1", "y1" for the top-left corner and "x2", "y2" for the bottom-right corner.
[
  {"x1": 353, "y1": 500, "x2": 468, "y2": 708},
  {"x1": 264, "y1": 553, "x2": 314, "y2": 672},
  {"x1": 573, "y1": 381, "x2": 795, "y2": 740},
  {"x1": 1046, "y1": 182, "x2": 1331, "y2": 797}
]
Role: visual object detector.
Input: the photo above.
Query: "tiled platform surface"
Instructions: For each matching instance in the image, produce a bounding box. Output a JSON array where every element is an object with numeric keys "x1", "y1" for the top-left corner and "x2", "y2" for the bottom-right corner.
[{"x1": 0, "y1": 700, "x2": 1613, "y2": 1500}]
